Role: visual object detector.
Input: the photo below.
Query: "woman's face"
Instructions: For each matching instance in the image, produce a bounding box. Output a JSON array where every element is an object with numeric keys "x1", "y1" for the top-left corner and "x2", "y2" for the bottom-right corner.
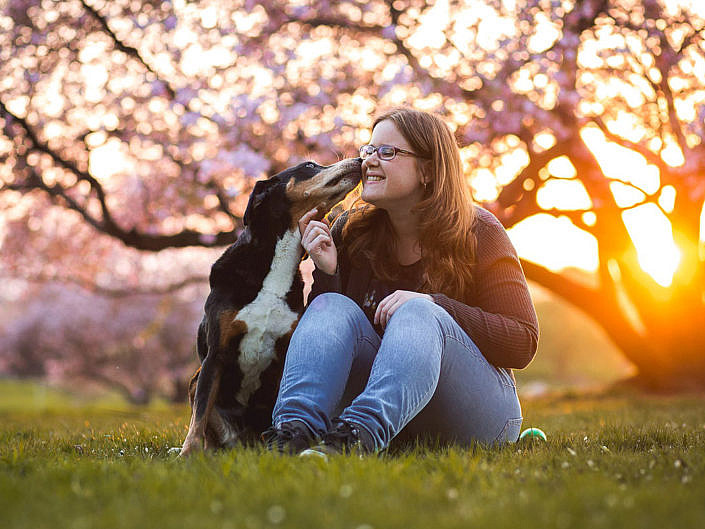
[{"x1": 360, "y1": 119, "x2": 425, "y2": 213}]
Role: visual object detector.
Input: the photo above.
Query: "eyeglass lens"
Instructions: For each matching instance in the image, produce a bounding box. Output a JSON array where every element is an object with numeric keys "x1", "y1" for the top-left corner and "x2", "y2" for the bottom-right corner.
[{"x1": 360, "y1": 145, "x2": 396, "y2": 160}]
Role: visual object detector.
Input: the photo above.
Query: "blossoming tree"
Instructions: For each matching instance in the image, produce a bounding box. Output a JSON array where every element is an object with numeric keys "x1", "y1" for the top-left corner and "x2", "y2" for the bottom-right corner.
[{"x1": 1, "y1": 0, "x2": 704, "y2": 390}]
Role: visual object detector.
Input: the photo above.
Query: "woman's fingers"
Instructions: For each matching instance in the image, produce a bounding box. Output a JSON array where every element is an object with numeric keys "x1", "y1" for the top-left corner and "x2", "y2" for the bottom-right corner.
[
  {"x1": 375, "y1": 292, "x2": 399, "y2": 327},
  {"x1": 374, "y1": 291, "x2": 433, "y2": 328},
  {"x1": 302, "y1": 224, "x2": 332, "y2": 252},
  {"x1": 299, "y1": 208, "x2": 332, "y2": 238},
  {"x1": 299, "y1": 209, "x2": 337, "y2": 275},
  {"x1": 298, "y1": 208, "x2": 319, "y2": 237},
  {"x1": 303, "y1": 222, "x2": 331, "y2": 240},
  {"x1": 307, "y1": 233, "x2": 332, "y2": 255}
]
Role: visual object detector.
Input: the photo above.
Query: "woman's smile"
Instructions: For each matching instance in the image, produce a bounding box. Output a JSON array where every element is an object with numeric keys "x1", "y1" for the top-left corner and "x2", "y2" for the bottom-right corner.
[{"x1": 365, "y1": 173, "x2": 386, "y2": 183}]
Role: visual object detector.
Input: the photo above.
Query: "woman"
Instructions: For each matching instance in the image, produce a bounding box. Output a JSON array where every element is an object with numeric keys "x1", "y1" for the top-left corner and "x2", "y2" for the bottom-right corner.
[{"x1": 262, "y1": 107, "x2": 538, "y2": 456}]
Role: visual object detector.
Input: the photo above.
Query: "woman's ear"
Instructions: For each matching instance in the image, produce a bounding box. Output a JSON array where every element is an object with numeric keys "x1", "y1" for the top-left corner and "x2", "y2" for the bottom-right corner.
[{"x1": 418, "y1": 159, "x2": 432, "y2": 188}]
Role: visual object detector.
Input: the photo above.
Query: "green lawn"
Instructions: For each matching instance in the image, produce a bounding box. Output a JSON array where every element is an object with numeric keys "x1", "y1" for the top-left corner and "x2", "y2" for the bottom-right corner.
[{"x1": 1, "y1": 380, "x2": 704, "y2": 529}]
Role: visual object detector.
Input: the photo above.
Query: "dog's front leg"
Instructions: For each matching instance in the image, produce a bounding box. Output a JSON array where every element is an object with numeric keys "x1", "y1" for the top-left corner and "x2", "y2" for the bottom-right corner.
[{"x1": 179, "y1": 355, "x2": 222, "y2": 457}]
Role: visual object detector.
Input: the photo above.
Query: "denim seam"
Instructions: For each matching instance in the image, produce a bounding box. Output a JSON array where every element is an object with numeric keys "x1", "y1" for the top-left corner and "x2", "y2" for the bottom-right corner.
[
  {"x1": 443, "y1": 334, "x2": 515, "y2": 388},
  {"x1": 494, "y1": 417, "x2": 523, "y2": 444},
  {"x1": 405, "y1": 375, "x2": 439, "y2": 432},
  {"x1": 496, "y1": 368, "x2": 517, "y2": 389},
  {"x1": 398, "y1": 338, "x2": 443, "y2": 435},
  {"x1": 443, "y1": 334, "x2": 483, "y2": 360}
]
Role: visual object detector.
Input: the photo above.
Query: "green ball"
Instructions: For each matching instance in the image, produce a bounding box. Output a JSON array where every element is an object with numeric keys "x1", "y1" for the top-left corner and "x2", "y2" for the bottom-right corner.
[{"x1": 519, "y1": 427, "x2": 547, "y2": 442}]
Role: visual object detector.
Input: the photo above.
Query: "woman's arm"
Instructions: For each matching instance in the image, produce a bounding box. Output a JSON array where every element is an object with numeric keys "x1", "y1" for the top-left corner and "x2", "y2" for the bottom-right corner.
[{"x1": 432, "y1": 211, "x2": 539, "y2": 369}]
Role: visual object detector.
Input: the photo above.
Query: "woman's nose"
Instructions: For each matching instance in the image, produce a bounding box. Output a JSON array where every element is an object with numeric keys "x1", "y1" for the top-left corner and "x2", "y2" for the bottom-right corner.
[{"x1": 361, "y1": 154, "x2": 379, "y2": 171}]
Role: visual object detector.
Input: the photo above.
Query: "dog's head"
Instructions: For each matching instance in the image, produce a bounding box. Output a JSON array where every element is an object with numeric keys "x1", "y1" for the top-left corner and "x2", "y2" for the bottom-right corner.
[{"x1": 243, "y1": 158, "x2": 362, "y2": 231}]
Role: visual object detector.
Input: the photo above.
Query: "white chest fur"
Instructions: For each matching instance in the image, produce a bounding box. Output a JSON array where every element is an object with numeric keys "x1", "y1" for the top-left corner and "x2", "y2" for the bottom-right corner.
[{"x1": 234, "y1": 229, "x2": 301, "y2": 406}]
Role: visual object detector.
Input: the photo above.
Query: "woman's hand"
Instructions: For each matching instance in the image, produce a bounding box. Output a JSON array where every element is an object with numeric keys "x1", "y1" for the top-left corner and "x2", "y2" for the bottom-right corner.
[
  {"x1": 374, "y1": 290, "x2": 433, "y2": 329},
  {"x1": 299, "y1": 208, "x2": 338, "y2": 275}
]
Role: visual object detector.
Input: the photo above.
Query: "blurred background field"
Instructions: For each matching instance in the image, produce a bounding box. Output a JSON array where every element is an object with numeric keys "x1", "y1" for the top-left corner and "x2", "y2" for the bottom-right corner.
[
  {"x1": 0, "y1": 276, "x2": 635, "y2": 409},
  {"x1": 0, "y1": 279, "x2": 635, "y2": 409},
  {"x1": 516, "y1": 283, "x2": 635, "y2": 396}
]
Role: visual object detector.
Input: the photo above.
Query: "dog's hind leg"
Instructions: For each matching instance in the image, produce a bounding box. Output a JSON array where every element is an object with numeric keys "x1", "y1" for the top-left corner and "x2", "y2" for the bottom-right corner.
[
  {"x1": 205, "y1": 408, "x2": 239, "y2": 449},
  {"x1": 180, "y1": 354, "x2": 223, "y2": 457}
]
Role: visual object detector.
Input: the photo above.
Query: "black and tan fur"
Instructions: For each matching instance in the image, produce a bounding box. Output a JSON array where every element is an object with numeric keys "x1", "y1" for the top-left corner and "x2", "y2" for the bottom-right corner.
[{"x1": 179, "y1": 158, "x2": 361, "y2": 456}]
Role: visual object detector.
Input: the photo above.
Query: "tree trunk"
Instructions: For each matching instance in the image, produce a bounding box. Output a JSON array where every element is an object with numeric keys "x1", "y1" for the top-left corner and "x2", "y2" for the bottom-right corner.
[{"x1": 523, "y1": 253, "x2": 705, "y2": 390}]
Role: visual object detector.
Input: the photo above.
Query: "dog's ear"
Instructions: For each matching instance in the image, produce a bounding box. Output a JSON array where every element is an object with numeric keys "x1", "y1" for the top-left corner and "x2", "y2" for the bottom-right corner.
[{"x1": 243, "y1": 179, "x2": 275, "y2": 227}]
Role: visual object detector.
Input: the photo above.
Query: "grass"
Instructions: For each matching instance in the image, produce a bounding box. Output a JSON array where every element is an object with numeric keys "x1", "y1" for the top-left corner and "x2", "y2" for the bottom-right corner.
[{"x1": 1, "y1": 380, "x2": 704, "y2": 529}]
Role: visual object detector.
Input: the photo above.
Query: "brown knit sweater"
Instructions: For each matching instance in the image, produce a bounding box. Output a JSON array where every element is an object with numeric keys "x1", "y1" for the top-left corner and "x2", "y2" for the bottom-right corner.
[{"x1": 308, "y1": 206, "x2": 539, "y2": 370}]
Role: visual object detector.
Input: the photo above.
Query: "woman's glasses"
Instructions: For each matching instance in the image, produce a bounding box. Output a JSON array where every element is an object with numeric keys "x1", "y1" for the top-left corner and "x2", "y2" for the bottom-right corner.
[{"x1": 359, "y1": 144, "x2": 427, "y2": 161}]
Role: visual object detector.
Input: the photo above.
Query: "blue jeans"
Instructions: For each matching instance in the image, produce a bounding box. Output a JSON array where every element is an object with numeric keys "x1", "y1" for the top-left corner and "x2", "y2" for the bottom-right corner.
[{"x1": 273, "y1": 293, "x2": 523, "y2": 451}]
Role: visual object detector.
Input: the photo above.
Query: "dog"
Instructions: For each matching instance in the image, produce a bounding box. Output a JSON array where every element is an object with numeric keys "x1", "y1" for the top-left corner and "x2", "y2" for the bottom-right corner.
[{"x1": 179, "y1": 157, "x2": 362, "y2": 456}]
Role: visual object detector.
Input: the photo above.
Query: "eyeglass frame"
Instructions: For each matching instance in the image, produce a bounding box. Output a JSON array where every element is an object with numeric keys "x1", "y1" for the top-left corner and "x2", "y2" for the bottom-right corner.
[{"x1": 359, "y1": 143, "x2": 429, "y2": 161}]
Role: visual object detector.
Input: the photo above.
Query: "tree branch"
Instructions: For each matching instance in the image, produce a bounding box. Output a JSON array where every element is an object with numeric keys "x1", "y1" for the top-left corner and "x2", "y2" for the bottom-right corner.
[
  {"x1": 590, "y1": 116, "x2": 665, "y2": 167},
  {"x1": 4, "y1": 165, "x2": 107, "y2": 234},
  {"x1": 521, "y1": 258, "x2": 647, "y2": 358},
  {"x1": 80, "y1": 0, "x2": 176, "y2": 98},
  {"x1": 1, "y1": 102, "x2": 241, "y2": 250},
  {"x1": 490, "y1": 140, "x2": 571, "y2": 225},
  {"x1": 271, "y1": 3, "x2": 475, "y2": 101},
  {"x1": 521, "y1": 259, "x2": 599, "y2": 306},
  {"x1": 539, "y1": 207, "x2": 595, "y2": 233},
  {"x1": 385, "y1": 1, "x2": 474, "y2": 100},
  {"x1": 6, "y1": 272, "x2": 208, "y2": 298},
  {"x1": 625, "y1": 3, "x2": 691, "y2": 154},
  {"x1": 654, "y1": 49, "x2": 689, "y2": 155},
  {"x1": 0, "y1": 99, "x2": 118, "y2": 228}
]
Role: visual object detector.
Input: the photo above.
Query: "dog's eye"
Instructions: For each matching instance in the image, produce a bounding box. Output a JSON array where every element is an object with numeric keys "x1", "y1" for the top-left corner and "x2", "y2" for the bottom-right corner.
[{"x1": 306, "y1": 163, "x2": 315, "y2": 169}]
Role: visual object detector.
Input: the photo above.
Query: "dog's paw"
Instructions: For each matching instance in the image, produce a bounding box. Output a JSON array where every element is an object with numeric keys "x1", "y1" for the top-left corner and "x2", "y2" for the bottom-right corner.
[{"x1": 178, "y1": 439, "x2": 202, "y2": 458}]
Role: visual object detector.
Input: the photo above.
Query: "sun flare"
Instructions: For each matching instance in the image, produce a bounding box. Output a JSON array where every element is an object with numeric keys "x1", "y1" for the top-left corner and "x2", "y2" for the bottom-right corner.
[
  {"x1": 509, "y1": 214, "x2": 599, "y2": 273},
  {"x1": 623, "y1": 205, "x2": 681, "y2": 287}
]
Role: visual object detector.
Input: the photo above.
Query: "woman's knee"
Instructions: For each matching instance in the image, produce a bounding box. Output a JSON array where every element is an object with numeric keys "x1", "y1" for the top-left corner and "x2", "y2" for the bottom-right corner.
[
  {"x1": 299, "y1": 292, "x2": 367, "y2": 337},
  {"x1": 381, "y1": 298, "x2": 450, "y2": 353},
  {"x1": 291, "y1": 292, "x2": 378, "y2": 364},
  {"x1": 388, "y1": 297, "x2": 446, "y2": 328},
  {"x1": 307, "y1": 292, "x2": 359, "y2": 315}
]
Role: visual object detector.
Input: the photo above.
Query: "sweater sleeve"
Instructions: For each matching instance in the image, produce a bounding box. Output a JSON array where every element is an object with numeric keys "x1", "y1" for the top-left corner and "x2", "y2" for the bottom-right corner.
[{"x1": 430, "y1": 209, "x2": 539, "y2": 369}]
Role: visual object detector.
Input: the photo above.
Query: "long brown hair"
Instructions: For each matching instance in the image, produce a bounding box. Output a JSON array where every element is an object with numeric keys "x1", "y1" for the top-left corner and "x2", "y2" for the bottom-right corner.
[{"x1": 342, "y1": 107, "x2": 477, "y2": 299}]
